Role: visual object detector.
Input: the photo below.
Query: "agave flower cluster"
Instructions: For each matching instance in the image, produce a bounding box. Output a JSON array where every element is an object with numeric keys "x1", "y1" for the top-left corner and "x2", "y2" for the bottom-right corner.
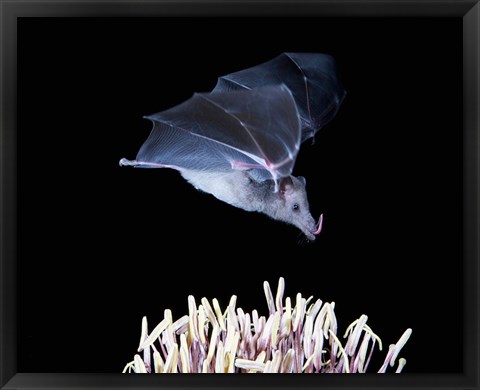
[{"x1": 124, "y1": 277, "x2": 411, "y2": 373}]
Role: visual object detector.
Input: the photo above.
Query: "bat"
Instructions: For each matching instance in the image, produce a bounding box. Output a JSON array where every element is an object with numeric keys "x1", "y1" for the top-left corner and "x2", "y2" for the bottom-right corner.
[{"x1": 120, "y1": 52, "x2": 346, "y2": 240}]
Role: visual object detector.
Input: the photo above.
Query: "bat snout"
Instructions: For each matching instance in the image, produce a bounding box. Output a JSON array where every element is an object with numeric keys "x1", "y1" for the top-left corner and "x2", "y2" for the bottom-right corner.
[{"x1": 301, "y1": 213, "x2": 323, "y2": 241}]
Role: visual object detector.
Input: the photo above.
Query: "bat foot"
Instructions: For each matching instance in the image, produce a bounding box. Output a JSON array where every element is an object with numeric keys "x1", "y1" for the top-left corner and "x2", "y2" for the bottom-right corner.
[{"x1": 119, "y1": 158, "x2": 138, "y2": 167}]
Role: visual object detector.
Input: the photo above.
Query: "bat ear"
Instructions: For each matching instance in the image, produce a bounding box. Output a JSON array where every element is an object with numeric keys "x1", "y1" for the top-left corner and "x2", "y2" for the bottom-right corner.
[
  {"x1": 297, "y1": 176, "x2": 306, "y2": 187},
  {"x1": 280, "y1": 176, "x2": 294, "y2": 198}
]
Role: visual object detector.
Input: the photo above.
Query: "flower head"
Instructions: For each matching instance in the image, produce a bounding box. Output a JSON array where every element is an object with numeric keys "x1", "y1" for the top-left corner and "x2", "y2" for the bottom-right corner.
[{"x1": 123, "y1": 277, "x2": 411, "y2": 374}]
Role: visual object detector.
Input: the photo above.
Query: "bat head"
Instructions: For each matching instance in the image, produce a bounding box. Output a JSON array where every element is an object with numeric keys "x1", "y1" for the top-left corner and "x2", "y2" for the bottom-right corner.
[{"x1": 277, "y1": 176, "x2": 320, "y2": 241}]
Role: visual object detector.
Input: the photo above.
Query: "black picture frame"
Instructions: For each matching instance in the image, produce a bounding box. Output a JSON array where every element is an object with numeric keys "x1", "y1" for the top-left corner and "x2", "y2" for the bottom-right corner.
[{"x1": 1, "y1": 1, "x2": 478, "y2": 389}]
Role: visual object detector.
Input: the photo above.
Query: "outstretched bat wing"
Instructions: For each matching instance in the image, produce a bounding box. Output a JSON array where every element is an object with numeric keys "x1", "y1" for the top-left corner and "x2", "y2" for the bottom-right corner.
[
  {"x1": 123, "y1": 85, "x2": 301, "y2": 183},
  {"x1": 213, "y1": 52, "x2": 346, "y2": 142}
]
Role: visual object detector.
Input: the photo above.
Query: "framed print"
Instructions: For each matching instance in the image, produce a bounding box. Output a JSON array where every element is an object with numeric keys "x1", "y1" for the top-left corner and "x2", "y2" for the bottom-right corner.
[{"x1": 1, "y1": 1, "x2": 478, "y2": 389}]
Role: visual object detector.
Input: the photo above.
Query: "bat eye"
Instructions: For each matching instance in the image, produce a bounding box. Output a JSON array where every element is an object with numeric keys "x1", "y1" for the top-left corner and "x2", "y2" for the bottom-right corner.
[{"x1": 292, "y1": 203, "x2": 300, "y2": 211}]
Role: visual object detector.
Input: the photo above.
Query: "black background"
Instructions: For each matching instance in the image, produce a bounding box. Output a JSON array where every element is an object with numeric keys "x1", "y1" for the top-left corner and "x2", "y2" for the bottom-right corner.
[{"x1": 17, "y1": 17, "x2": 463, "y2": 373}]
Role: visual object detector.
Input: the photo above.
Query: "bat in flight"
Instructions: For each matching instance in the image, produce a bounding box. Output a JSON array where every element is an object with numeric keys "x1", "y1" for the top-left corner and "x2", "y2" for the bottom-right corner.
[{"x1": 120, "y1": 52, "x2": 346, "y2": 240}]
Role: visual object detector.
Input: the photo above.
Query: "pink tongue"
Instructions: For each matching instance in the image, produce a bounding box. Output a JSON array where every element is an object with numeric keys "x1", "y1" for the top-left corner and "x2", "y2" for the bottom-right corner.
[{"x1": 313, "y1": 214, "x2": 323, "y2": 235}]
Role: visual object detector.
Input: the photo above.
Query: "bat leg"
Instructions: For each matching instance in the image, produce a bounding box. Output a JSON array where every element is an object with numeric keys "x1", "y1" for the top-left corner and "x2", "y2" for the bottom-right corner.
[
  {"x1": 119, "y1": 158, "x2": 183, "y2": 171},
  {"x1": 231, "y1": 160, "x2": 265, "y2": 170}
]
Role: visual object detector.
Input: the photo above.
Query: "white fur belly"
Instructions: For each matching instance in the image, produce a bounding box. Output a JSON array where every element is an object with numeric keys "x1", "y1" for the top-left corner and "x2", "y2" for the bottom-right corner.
[{"x1": 180, "y1": 170, "x2": 253, "y2": 210}]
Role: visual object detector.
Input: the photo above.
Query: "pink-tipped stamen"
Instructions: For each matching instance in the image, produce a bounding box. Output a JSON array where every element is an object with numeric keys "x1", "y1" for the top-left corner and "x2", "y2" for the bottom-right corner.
[{"x1": 313, "y1": 213, "x2": 323, "y2": 235}]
